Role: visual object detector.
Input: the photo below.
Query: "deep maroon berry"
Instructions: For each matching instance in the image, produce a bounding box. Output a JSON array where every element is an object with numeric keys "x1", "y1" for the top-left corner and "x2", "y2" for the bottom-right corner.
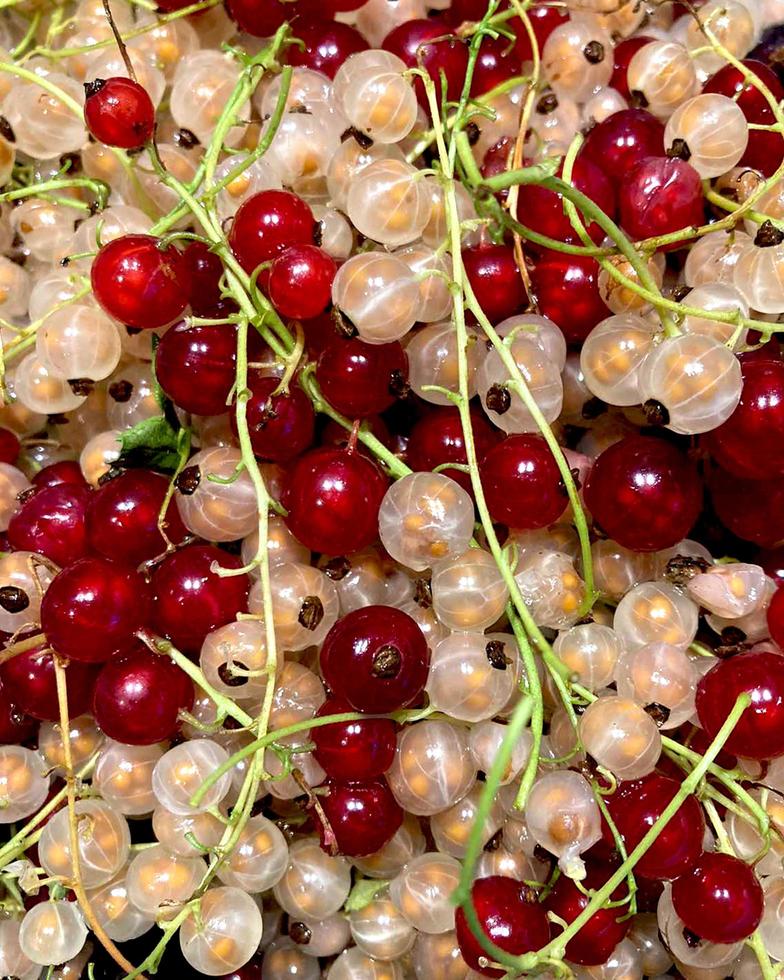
[
  {"x1": 91, "y1": 235, "x2": 191, "y2": 330},
  {"x1": 93, "y1": 647, "x2": 194, "y2": 745},
  {"x1": 517, "y1": 156, "x2": 615, "y2": 247},
  {"x1": 481, "y1": 136, "x2": 514, "y2": 184},
  {"x1": 704, "y1": 360, "x2": 784, "y2": 479},
  {"x1": 151, "y1": 544, "x2": 250, "y2": 655},
  {"x1": 216, "y1": 963, "x2": 262, "y2": 980},
  {"x1": 711, "y1": 472, "x2": 784, "y2": 547},
  {"x1": 316, "y1": 777, "x2": 403, "y2": 857},
  {"x1": 581, "y1": 109, "x2": 665, "y2": 182},
  {"x1": 603, "y1": 774, "x2": 704, "y2": 880},
  {"x1": 31, "y1": 461, "x2": 87, "y2": 489},
  {"x1": 267, "y1": 244, "x2": 336, "y2": 320},
  {"x1": 455, "y1": 876, "x2": 551, "y2": 978},
  {"x1": 286, "y1": 20, "x2": 368, "y2": 78},
  {"x1": 512, "y1": 1, "x2": 568, "y2": 62},
  {"x1": 87, "y1": 469, "x2": 188, "y2": 565},
  {"x1": 226, "y1": 0, "x2": 312, "y2": 36},
  {"x1": 544, "y1": 866, "x2": 628, "y2": 966},
  {"x1": 312, "y1": 696, "x2": 397, "y2": 781},
  {"x1": 768, "y1": 586, "x2": 784, "y2": 648},
  {"x1": 407, "y1": 406, "x2": 499, "y2": 495},
  {"x1": 672, "y1": 852, "x2": 764, "y2": 943},
  {"x1": 481, "y1": 434, "x2": 566, "y2": 529},
  {"x1": 316, "y1": 337, "x2": 409, "y2": 419},
  {"x1": 182, "y1": 241, "x2": 226, "y2": 318},
  {"x1": 231, "y1": 372, "x2": 315, "y2": 462},
  {"x1": 584, "y1": 435, "x2": 702, "y2": 552},
  {"x1": 610, "y1": 37, "x2": 654, "y2": 100},
  {"x1": 696, "y1": 651, "x2": 784, "y2": 760},
  {"x1": 471, "y1": 37, "x2": 520, "y2": 95},
  {"x1": 321, "y1": 415, "x2": 392, "y2": 453},
  {"x1": 155, "y1": 321, "x2": 237, "y2": 416},
  {"x1": 320, "y1": 605, "x2": 429, "y2": 712},
  {"x1": 760, "y1": 546, "x2": 784, "y2": 589},
  {"x1": 462, "y1": 244, "x2": 527, "y2": 324},
  {"x1": 0, "y1": 679, "x2": 36, "y2": 743},
  {"x1": 84, "y1": 76, "x2": 155, "y2": 150},
  {"x1": 229, "y1": 190, "x2": 315, "y2": 276},
  {"x1": 749, "y1": 24, "x2": 784, "y2": 86},
  {"x1": 0, "y1": 643, "x2": 99, "y2": 722},
  {"x1": 383, "y1": 20, "x2": 469, "y2": 106},
  {"x1": 0, "y1": 427, "x2": 19, "y2": 464},
  {"x1": 283, "y1": 446, "x2": 388, "y2": 556},
  {"x1": 41, "y1": 557, "x2": 151, "y2": 664},
  {"x1": 7, "y1": 483, "x2": 92, "y2": 567},
  {"x1": 619, "y1": 156, "x2": 704, "y2": 246},
  {"x1": 528, "y1": 252, "x2": 610, "y2": 343}
]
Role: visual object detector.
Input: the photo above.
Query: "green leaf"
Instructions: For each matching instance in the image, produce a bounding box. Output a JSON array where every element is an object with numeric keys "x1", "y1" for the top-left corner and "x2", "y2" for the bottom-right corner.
[
  {"x1": 116, "y1": 414, "x2": 182, "y2": 474},
  {"x1": 343, "y1": 877, "x2": 388, "y2": 912}
]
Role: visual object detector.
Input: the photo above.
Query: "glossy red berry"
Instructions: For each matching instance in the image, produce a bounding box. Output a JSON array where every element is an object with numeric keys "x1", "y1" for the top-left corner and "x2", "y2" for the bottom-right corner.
[
  {"x1": 544, "y1": 867, "x2": 628, "y2": 966},
  {"x1": 528, "y1": 252, "x2": 610, "y2": 344},
  {"x1": 619, "y1": 156, "x2": 704, "y2": 245},
  {"x1": 320, "y1": 605, "x2": 429, "y2": 713},
  {"x1": 0, "y1": 427, "x2": 19, "y2": 464},
  {"x1": 8, "y1": 483, "x2": 92, "y2": 567},
  {"x1": 383, "y1": 20, "x2": 469, "y2": 106},
  {"x1": 226, "y1": 0, "x2": 304, "y2": 36},
  {"x1": 312, "y1": 696, "x2": 397, "y2": 781},
  {"x1": 31, "y1": 461, "x2": 87, "y2": 489},
  {"x1": 229, "y1": 190, "x2": 316, "y2": 276},
  {"x1": 316, "y1": 777, "x2": 403, "y2": 857},
  {"x1": 610, "y1": 37, "x2": 654, "y2": 100},
  {"x1": 316, "y1": 337, "x2": 408, "y2": 419},
  {"x1": 286, "y1": 20, "x2": 368, "y2": 78},
  {"x1": 481, "y1": 136, "x2": 514, "y2": 184},
  {"x1": 481, "y1": 434, "x2": 566, "y2": 529},
  {"x1": 0, "y1": 679, "x2": 36, "y2": 743},
  {"x1": 83, "y1": 77, "x2": 155, "y2": 149},
  {"x1": 0, "y1": 643, "x2": 99, "y2": 722},
  {"x1": 704, "y1": 349, "x2": 784, "y2": 480},
  {"x1": 603, "y1": 774, "x2": 704, "y2": 880},
  {"x1": 407, "y1": 406, "x2": 498, "y2": 495},
  {"x1": 182, "y1": 241, "x2": 226, "y2": 318},
  {"x1": 231, "y1": 372, "x2": 315, "y2": 462},
  {"x1": 710, "y1": 472, "x2": 784, "y2": 547},
  {"x1": 581, "y1": 109, "x2": 665, "y2": 182},
  {"x1": 456, "y1": 876, "x2": 551, "y2": 978},
  {"x1": 267, "y1": 244, "x2": 336, "y2": 320},
  {"x1": 584, "y1": 435, "x2": 702, "y2": 552},
  {"x1": 512, "y1": 0, "x2": 568, "y2": 62},
  {"x1": 768, "y1": 586, "x2": 784, "y2": 648},
  {"x1": 91, "y1": 235, "x2": 190, "y2": 330},
  {"x1": 517, "y1": 156, "x2": 615, "y2": 247},
  {"x1": 283, "y1": 446, "x2": 388, "y2": 556},
  {"x1": 462, "y1": 244, "x2": 527, "y2": 324},
  {"x1": 672, "y1": 852, "x2": 764, "y2": 943},
  {"x1": 151, "y1": 544, "x2": 250, "y2": 655},
  {"x1": 471, "y1": 37, "x2": 520, "y2": 95},
  {"x1": 93, "y1": 648, "x2": 194, "y2": 745},
  {"x1": 758, "y1": 546, "x2": 784, "y2": 589},
  {"x1": 155, "y1": 321, "x2": 237, "y2": 416},
  {"x1": 87, "y1": 469, "x2": 187, "y2": 566},
  {"x1": 41, "y1": 557, "x2": 151, "y2": 663},
  {"x1": 696, "y1": 651, "x2": 784, "y2": 760}
]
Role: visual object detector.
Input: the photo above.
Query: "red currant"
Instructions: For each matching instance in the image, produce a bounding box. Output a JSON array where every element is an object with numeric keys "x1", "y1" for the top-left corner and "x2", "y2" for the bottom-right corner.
[
  {"x1": 407, "y1": 406, "x2": 499, "y2": 496},
  {"x1": 581, "y1": 109, "x2": 665, "y2": 182},
  {"x1": 710, "y1": 471, "x2": 784, "y2": 547},
  {"x1": 610, "y1": 37, "x2": 655, "y2": 101},
  {"x1": 528, "y1": 252, "x2": 610, "y2": 344},
  {"x1": 312, "y1": 696, "x2": 397, "y2": 781},
  {"x1": 31, "y1": 461, "x2": 87, "y2": 489},
  {"x1": 316, "y1": 778, "x2": 403, "y2": 856},
  {"x1": 316, "y1": 337, "x2": 408, "y2": 419},
  {"x1": 0, "y1": 427, "x2": 19, "y2": 464},
  {"x1": 544, "y1": 865, "x2": 629, "y2": 966},
  {"x1": 512, "y1": 1, "x2": 568, "y2": 62},
  {"x1": 286, "y1": 20, "x2": 368, "y2": 78},
  {"x1": 267, "y1": 244, "x2": 336, "y2": 320},
  {"x1": 462, "y1": 243, "x2": 527, "y2": 325},
  {"x1": 182, "y1": 241, "x2": 227, "y2": 318},
  {"x1": 383, "y1": 19, "x2": 469, "y2": 106},
  {"x1": 618, "y1": 156, "x2": 704, "y2": 246},
  {"x1": 83, "y1": 77, "x2": 155, "y2": 150},
  {"x1": 471, "y1": 37, "x2": 520, "y2": 96},
  {"x1": 0, "y1": 642, "x2": 99, "y2": 722},
  {"x1": 230, "y1": 372, "x2": 315, "y2": 462},
  {"x1": 155, "y1": 321, "x2": 237, "y2": 417},
  {"x1": 481, "y1": 434, "x2": 566, "y2": 529},
  {"x1": 229, "y1": 190, "x2": 316, "y2": 276},
  {"x1": 8, "y1": 483, "x2": 92, "y2": 568},
  {"x1": 0, "y1": 679, "x2": 36, "y2": 743},
  {"x1": 671, "y1": 852, "x2": 764, "y2": 943}
]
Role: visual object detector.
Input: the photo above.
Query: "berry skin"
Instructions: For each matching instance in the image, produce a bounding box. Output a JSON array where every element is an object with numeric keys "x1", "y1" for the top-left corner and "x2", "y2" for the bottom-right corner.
[
  {"x1": 768, "y1": 586, "x2": 784, "y2": 648},
  {"x1": 91, "y1": 235, "x2": 191, "y2": 330},
  {"x1": 383, "y1": 19, "x2": 469, "y2": 107},
  {"x1": 480, "y1": 434, "x2": 566, "y2": 530},
  {"x1": 407, "y1": 406, "x2": 499, "y2": 496},
  {"x1": 182, "y1": 241, "x2": 227, "y2": 318},
  {"x1": 511, "y1": 0, "x2": 568, "y2": 62},
  {"x1": 696, "y1": 651, "x2": 784, "y2": 760},
  {"x1": 583, "y1": 435, "x2": 703, "y2": 552},
  {"x1": 316, "y1": 337, "x2": 409, "y2": 419},
  {"x1": 471, "y1": 37, "x2": 520, "y2": 95},
  {"x1": 528, "y1": 253, "x2": 610, "y2": 344},
  {"x1": 0, "y1": 679, "x2": 36, "y2": 744},
  {"x1": 671, "y1": 852, "x2": 764, "y2": 944},
  {"x1": 316, "y1": 778, "x2": 403, "y2": 857},
  {"x1": 544, "y1": 866, "x2": 628, "y2": 966},
  {"x1": 155, "y1": 321, "x2": 237, "y2": 417},
  {"x1": 267, "y1": 244, "x2": 336, "y2": 320},
  {"x1": 7, "y1": 483, "x2": 92, "y2": 568},
  {"x1": 230, "y1": 372, "x2": 315, "y2": 462},
  {"x1": 286, "y1": 20, "x2": 368, "y2": 78},
  {"x1": 283, "y1": 446, "x2": 388, "y2": 557},
  {"x1": 319, "y1": 605, "x2": 429, "y2": 713},
  {"x1": 229, "y1": 190, "x2": 316, "y2": 276},
  {"x1": 0, "y1": 643, "x2": 99, "y2": 722},
  {"x1": 86, "y1": 469, "x2": 188, "y2": 566},
  {"x1": 602, "y1": 774, "x2": 704, "y2": 880},
  {"x1": 312, "y1": 696, "x2": 397, "y2": 781},
  {"x1": 581, "y1": 109, "x2": 665, "y2": 182},
  {"x1": 610, "y1": 37, "x2": 654, "y2": 101},
  {"x1": 41, "y1": 557, "x2": 151, "y2": 664},
  {"x1": 31, "y1": 461, "x2": 87, "y2": 489},
  {"x1": 0, "y1": 427, "x2": 19, "y2": 464},
  {"x1": 226, "y1": 0, "x2": 316, "y2": 36},
  {"x1": 618, "y1": 157, "x2": 705, "y2": 246},
  {"x1": 455, "y1": 876, "x2": 551, "y2": 978},
  {"x1": 92, "y1": 648, "x2": 194, "y2": 745},
  {"x1": 151, "y1": 544, "x2": 250, "y2": 656},
  {"x1": 710, "y1": 472, "x2": 784, "y2": 547},
  {"x1": 83, "y1": 77, "x2": 155, "y2": 150},
  {"x1": 462, "y1": 244, "x2": 527, "y2": 325}
]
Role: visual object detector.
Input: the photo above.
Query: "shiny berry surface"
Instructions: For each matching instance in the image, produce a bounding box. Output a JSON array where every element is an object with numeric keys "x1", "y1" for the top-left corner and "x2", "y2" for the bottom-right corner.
[
  {"x1": 0, "y1": 427, "x2": 19, "y2": 464},
  {"x1": 581, "y1": 109, "x2": 665, "y2": 182},
  {"x1": 696, "y1": 651, "x2": 784, "y2": 760},
  {"x1": 671, "y1": 852, "x2": 764, "y2": 943},
  {"x1": 31, "y1": 461, "x2": 87, "y2": 489},
  {"x1": 286, "y1": 20, "x2": 368, "y2": 77},
  {"x1": 41, "y1": 557, "x2": 151, "y2": 663},
  {"x1": 316, "y1": 777, "x2": 403, "y2": 856},
  {"x1": 528, "y1": 253, "x2": 610, "y2": 343},
  {"x1": 8, "y1": 483, "x2": 91, "y2": 567},
  {"x1": 229, "y1": 190, "x2": 315, "y2": 275},
  {"x1": 711, "y1": 472, "x2": 784, "y2": 547},
  {"x1": 84, "y1": 76, "x2": 155, "y2": 149},
  {"x1": 151, "y1": 544, "x2": 250, "y2": 655},
  {"x1": 511, "y1": 0, "x2": 568, "y2": 61},
  {"x1": 156, "y1": 321, "x2": 237, "y2": 417},
  {"x1": 320, "y1": 605, "x2": 429, "y2": 712},
  {"x1": 231, "y1": 372, "x2": 315, "y2": 462},
  {"x1": 0, "y1": 644, "x2": 98, "y2": 721},
  {"x1": 91, "y1": 235, "x2": 190, "y2": 330},
  {"x1": 407, "y1": 406, "x2": 498, "y2": 495},
  {"x1": 462, "y1": 244, "x2": 527, "y2": 325},
  {"x1": 268, "y1": 244, "x2": 336, "y2": 320},
  {"x1": 93, "y1": 647, "x2": 194, "y2": 745},
  {"x1": 283, "y1": 447, "x2": 388, "y2": 556},
  {"x1": 383, "y1": 19, "x2": 469, "y2": 106},
  {"x1": 619, "y1": 157, "x2": 704, "y2": 245},
  {"x1": 517, "y1": 157, "x2": 615, "y2": 247},
  {"x1": 456, "y1": 876, "x2": 551, "y2": 978},
  {"x1": 584, "y1": 435, "x2": 702, "y2": 552},
  {"x1": 0, "y1": 679, "x2": 36, "y2": 743},
  {"x1": 544, "y1": 867, "x2": 628, "y2": 966},
  {"x1": 767, "y1": 585, "x2": 784, "y2": 647},
  {"x1": 182, "y1": 241, "x2": 227, "y2": 318},
  {"x1": 312, "y1": 696, "x2": 397, "y2": 781},
  {"x1": 481, "y1": 434, "x2": 565, "y2": 529},
  {"x1": 611, "y1": 37, "x2": 654, "y2": 100},
  {"x1": 316, "y1": 337, "x2": 408, "y2": 419},
  {"x1": 471, "y1": 37, "x2": 519, "y2": 95}
]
